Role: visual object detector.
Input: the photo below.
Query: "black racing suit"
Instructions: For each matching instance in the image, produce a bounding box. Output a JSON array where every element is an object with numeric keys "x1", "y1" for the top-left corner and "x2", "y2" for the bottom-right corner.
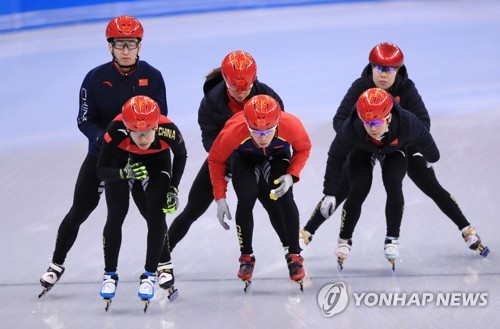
[
  {"x1": 49, "y1": 59, "x2": 168, "y2": 265},
  {"x1": 97, "y1": 116, "x2": 186, "y2": 273},
  {"x1": 323, "y1": 101, "x2": 440, "y2": 240},
  {"x1": 166, "y1": 71, "x2": 289, "y2": 253},
  {"x1": 304, "y1": 64, "x2": 470, "y2": 236}
]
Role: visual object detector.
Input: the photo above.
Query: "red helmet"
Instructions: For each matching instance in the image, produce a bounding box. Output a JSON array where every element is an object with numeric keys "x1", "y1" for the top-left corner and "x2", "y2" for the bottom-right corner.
[
  {"x1": 356, "y1": 88, "x2": 393, "y2": 122},
  {"x1": 221, "y1": 50, "x2": 257, "y2": 90},
  {"x1": 106, "y1": 15, "x2": 144, "y2": 40},
  {"x1": 243, "y1": 95, "x2": 281, "y2": 130},
  {"x1": 122, "y1": 96, "x2": 159, "y2": 132},
  {"x1": 369, "y1": 42, "x2": 404, "y2": 67}
]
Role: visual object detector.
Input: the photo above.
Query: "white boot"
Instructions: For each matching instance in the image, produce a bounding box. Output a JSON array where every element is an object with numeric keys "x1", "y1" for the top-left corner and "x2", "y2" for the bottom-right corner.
[
  {"x1": 100, "y1": 272, "x2": 119, "y2": 299},
  {"x1": 384, "y1": 237, "x2": 400, "y2": 260},
  {"x1": 138, "y1": 271, "x2": 157, "y2": 300},
  {"x1": 335, "y1": 238, "x2": 352, "y2": 260},
  {"x1": 158, "y1": 262, "x2": 175, "y2": 289}
]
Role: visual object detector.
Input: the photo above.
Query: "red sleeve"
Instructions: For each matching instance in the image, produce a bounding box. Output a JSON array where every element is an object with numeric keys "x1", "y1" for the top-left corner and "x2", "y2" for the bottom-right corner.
[
  {"x1": 208, "y1": 114, "x2": 249, "y2": 200},
  {"x1": 278, "y1": 113, "x2": 311, "y2": 182}
]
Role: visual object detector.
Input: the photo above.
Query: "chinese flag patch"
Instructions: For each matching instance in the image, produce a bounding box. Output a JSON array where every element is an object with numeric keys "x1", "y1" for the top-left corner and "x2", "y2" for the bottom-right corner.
[{"x1": 139, "y1": 79, "x2": 149, "y2": 86}]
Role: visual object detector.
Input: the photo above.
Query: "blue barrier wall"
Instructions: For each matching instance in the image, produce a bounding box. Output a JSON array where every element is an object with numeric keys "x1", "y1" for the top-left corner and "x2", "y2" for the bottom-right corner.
[{"x1": 0, "y1": 0, "x2": 375, "y2": 33}]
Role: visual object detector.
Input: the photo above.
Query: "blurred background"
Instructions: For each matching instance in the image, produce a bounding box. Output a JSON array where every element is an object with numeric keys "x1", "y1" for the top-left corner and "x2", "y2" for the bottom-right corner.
[{"x1": 1, "y1": 1, "x2": 499, "y2": 328}]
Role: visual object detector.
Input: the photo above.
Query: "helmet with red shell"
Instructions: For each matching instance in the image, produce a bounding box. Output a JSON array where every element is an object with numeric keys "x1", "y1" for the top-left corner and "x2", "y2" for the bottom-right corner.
[
  {"x1": 356, "y1": 88, "x2": 393, "y2": 122},
  {"x1": 369, "y1": 42, "x2": 404, "y2": 67},
  {"x1": 221, "y1": 50, "x2": 257, "y2": 90},
  {"x1": 243, "y1": 95, "x2": 281, "y2": 130},
  {"x1": 106, "y1": 15, "x2": 144, "y2": 41},
  {"x1": 122, "y1": 96, "x2": 159, "y2": 132}
]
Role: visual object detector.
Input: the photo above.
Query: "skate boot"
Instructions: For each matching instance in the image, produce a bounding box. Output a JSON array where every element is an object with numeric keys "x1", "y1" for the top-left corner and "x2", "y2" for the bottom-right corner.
[
  {"x1": 335, "y1": 238, "x2": 352, "y2": 271},
  {"x1": 384, "y1": 237, "x2": 400, "y2": 271},
  {"x1": 138, "y1": 271, "x2": 157, "y2": 313},
  {"x1": 461, "y1": 226, "x2": 490, "y2": 257},
  {"x1": 100, "y1": 272, "x2": 119, "y2": 311},
  {"x1": 287, "y1": 254, "x2": 305, "y2": 292},
  {"x1": 238, "y1": 254, "x2": 255, "y2": 292},
  {"x1": 299, "y1": 229, "x2": 313, "y2": 249},
  {"x1": 158, "y1": 262, "x2": 178, "y2": 301},
  {"x1": 38, "y1": 261, "x2": 65, "y2": 298},
  {"x1": 283, "y1": 246, "x2": 290, "y2": 261}
]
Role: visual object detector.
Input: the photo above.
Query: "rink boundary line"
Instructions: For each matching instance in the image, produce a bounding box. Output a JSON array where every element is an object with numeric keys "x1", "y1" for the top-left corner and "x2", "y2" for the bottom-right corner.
[{"x1": 3, "y1": 272, "x2": 500, "y2": 287}]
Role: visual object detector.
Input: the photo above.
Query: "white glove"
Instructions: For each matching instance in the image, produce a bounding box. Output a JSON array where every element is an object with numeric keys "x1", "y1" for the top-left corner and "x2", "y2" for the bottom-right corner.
[
  {"x1": 215, "y1": 198, "x2": 232, "y2": 230},
  {"x1": 270, "y1": 174, "x2": 293, "y2": 200},
  {"x1": 320, "y1": 195, "x2": 337, "y2": 219}
]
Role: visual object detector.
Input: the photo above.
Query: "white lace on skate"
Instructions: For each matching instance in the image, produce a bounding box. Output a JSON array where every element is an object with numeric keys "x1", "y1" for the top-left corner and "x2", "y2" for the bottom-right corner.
[
  {"x1": 138, "y1": 273, "x2": 157, "y2": 300},
  {"x1": 158, "y1": 262, "x2": 174, "y2": 288},
  {"x1": 41, "y1": 262, "x2": 64, "y2": 285},
  {"x1": 299, "y1": 229, "x2": 312, "y2": 249},
  {"x1": 461, "y1": 226, "x2": 480, "y2": 249},
  {"x1": 100, "y1": 273, "x2": 118, "y2": 298},
  {"x1": 335, "y1": 238, "x2": 351, "y2": 260},
  {"x1": 384, "y1": 237, "x2": 400, "y2": 260}
]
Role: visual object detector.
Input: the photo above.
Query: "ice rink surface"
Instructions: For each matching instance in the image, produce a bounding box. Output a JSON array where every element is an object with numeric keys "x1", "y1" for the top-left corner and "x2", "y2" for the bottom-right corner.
[{"x1": 1, "y1": 1, "x2": 499, "y2": 328}]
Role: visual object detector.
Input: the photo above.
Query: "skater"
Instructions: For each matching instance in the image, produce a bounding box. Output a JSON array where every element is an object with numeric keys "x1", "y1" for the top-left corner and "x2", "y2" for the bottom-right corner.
[
  {"x1": 97, "y1": 96, "x2": 186, "y2": 310},
  {"x1": 165, "y1": 50, "x2": 289, "y2": 257},
  {"x1": 208, "y1": 94, "x2": 311, "y2": 291},
  {"x1": 39, "y1": 15, "x2": 169, "y2": 298},
  {"x1": 300, "y1": 42, "x2": 489, "y2": 258},
  {"x1": 323, "y1": 88, "x2": 440, "y2": 269}
]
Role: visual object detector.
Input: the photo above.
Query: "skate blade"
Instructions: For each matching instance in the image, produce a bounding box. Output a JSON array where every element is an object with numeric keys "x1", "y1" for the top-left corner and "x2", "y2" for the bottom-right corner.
[
  {"x1": 337, "y1": 258, "x2": 344, "y2": 272},
  {"x1": 104, "y1": 298, "x2": 112, "y2": 312},
  {"x1": 142, "y1": 299, "x2": 150, "y2": 313},
  {"x1": 242, "y1": 279, "x2": 252, "y2": 293},
  {"x1": 167, "y1": 286, "x2": 179, "y2": 302},
  {"x1": 478, "y1": 245, "x2": 490, "y2": 257},
  {"x1": 295, "y1": 280, "x2": 304, "y2": 292},
  {"x1": 38, "y1": 287, "x2": 50, "y2": 298},
  {"x1": 387, "y1": 258, "x2": 396, "y2": 271}
]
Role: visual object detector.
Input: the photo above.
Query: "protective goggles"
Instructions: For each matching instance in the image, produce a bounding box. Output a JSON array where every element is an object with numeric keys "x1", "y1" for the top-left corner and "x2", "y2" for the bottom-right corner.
[
  {"x1": 248, "y1": 124, "x2": 277, "y2": 137},
  {"x1": 112, "y1": 40, "x2": 140, "y2": 50},
  {"x1": 226, "y1": 83, "x2": 253, "y2": 93},
  {"x1": 372, "y1": 64, "x2": 399, "y2": 73},
  {"x1": 363, "y1": 114, "x2": 390, "y2": 127},
  {"x1": 129, "y1": 128, "x2": 155, "y2": 138}
]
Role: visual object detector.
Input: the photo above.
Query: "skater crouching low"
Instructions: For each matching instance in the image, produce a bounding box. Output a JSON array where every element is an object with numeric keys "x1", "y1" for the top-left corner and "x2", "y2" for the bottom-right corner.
[
  {"x1": 96, "y1": 96, "x2": 186, "y2": 311},
  {"x1": 321, "y1": 88, "x2": 439, "y2": 270},
  {"x1": 208, "y1": 95, "x2": 311, "y2": 291}
]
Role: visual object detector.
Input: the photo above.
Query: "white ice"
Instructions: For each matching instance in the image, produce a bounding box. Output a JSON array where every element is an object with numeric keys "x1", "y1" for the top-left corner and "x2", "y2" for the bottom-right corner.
[{"x1": 1, "y1": 1, "x2": 499, "y2": 328}]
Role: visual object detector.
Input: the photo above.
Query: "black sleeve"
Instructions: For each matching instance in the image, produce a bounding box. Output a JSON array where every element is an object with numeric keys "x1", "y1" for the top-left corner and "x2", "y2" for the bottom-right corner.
[
  {"x1": 96, "y1": 136, "x2": 128, "y2": 181},
  {"x1": 333, "y1": 78, "x2": 371, "y2": 132},
  {"x1": 198, "y1": 97, "x2": 225, "y2": 152},
  {"x1": 162, "y1": 123, "x2": 188, "y2": 189},
  {"x1": 323, "y1": 123, "x2": 354, "y2": 196}
]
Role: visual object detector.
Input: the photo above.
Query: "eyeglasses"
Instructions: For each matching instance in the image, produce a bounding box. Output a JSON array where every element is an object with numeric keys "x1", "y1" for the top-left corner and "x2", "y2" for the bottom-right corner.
[
  {"x1": 112, "y1": 40, "x2": 140, "y2": 50},
  {"x1": 129, "y1": 128, "x2": 155, "y2": 138},
  {"x1": 372, "y1": 64, "x2": 399, "y2": 73},
  {"x1": 248, "y1": 125, "x2": 277, "y2": 137},
  {"x1": 226, "y1": 83, "x2": 253, "y2": 93},
  {"x1": 363, "y1": 114, "x2": 390, "y2": 127}
]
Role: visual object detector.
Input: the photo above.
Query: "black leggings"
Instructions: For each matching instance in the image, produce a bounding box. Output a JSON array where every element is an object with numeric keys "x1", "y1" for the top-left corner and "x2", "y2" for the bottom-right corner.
[
  {"x1": 165, "y1": 158, "x2": 287, "y2": 255},
  {"x1": 231, "y1": 154, "x2": 301, "y2": 255},
  {"x1": 339, "y1": 149, "x2": 406, "y2": 240},
  {"x1": 304, "y1": 149, "x2": 470, "y2": 235},
  {"x1": 103, "y1": 155, "x2": 171, "y2": 273},
  {"x1": 51, "y1": 154, "x2": 104, "y2": 265}
]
